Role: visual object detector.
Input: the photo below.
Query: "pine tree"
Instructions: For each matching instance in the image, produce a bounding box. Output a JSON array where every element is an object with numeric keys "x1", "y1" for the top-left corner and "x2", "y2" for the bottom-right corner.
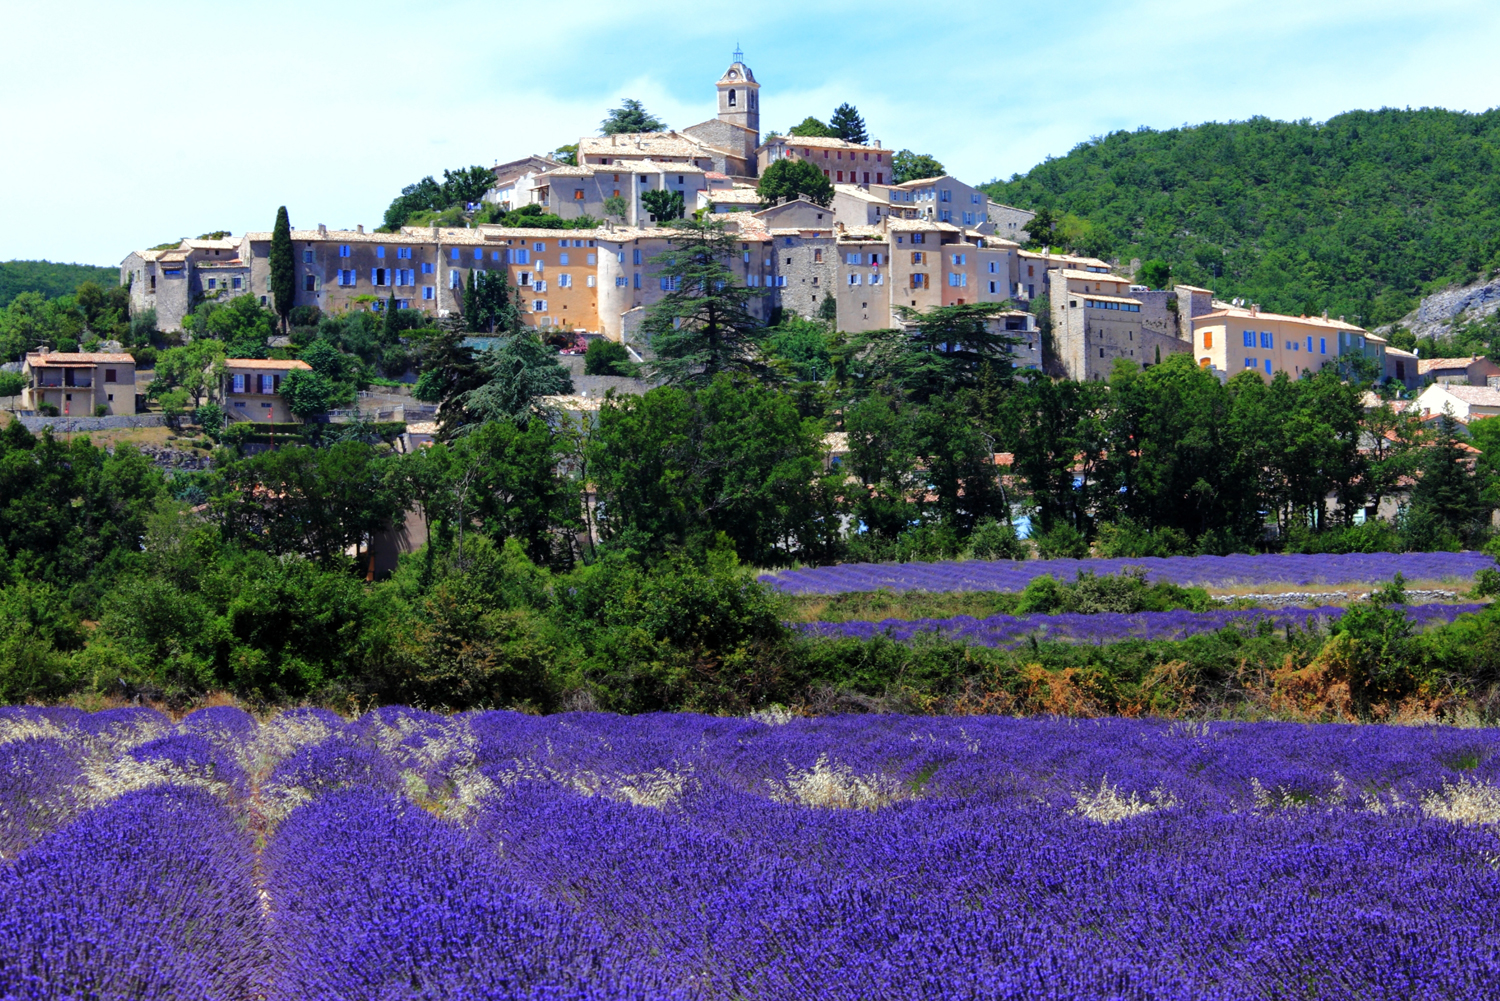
[
  {"x1": 269, "y1": 206, "x2": 295, "y2": 332},
  {"x1": 829, "y1": 104, "x2": 868, "y2": 144},
  {"x1": 641, "y1": 217, "x2": 772, "y2": 386}
]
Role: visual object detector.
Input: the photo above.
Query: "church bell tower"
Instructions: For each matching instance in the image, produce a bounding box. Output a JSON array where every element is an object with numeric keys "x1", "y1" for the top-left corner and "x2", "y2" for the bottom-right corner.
[{"x1": 716, "y1": 46, "x2": 759, "y2": 136}]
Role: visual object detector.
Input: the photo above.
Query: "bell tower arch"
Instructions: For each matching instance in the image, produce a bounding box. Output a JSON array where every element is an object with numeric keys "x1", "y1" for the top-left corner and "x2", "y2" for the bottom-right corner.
[{"x1": 716, "y1": 46, "x2": 759, "y2": 136}]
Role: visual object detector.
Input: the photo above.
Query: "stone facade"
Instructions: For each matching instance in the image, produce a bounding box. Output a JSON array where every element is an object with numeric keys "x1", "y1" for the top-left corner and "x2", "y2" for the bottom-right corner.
[
  {"x1": 217, "y1": 359, "x2": 313, "y2": 423},
  {"x1": 21, "y1": 351, "x2": 137, "y2": 416}
]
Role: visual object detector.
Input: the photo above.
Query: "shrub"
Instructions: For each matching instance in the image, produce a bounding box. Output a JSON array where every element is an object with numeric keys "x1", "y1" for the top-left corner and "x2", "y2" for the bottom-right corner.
[
  {"x1": 967, "y1": 518, "x2": 1027, "y2": 561},
  {"x1": 1033, "y1": 523, "x2": 1089, "y2": 559},
  {"x1": 584, "y1": 338, "x2": 638, "y2": 377}
]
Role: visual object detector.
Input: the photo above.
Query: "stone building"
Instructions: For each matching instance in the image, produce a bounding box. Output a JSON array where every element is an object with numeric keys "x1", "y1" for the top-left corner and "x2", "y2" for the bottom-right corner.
[
  {"x1": 21, "y1": 350, "x2": 136, "y2": 416},
  {"x1": 757, "y1": 134, "x2": 892, "y2": 184},
  {"x1": 1190, "y1": 304, "x2": 1373, "y2": 382},
  {"x1": 1052, "y1": 270, "x2": 1198, "y2": 381}
]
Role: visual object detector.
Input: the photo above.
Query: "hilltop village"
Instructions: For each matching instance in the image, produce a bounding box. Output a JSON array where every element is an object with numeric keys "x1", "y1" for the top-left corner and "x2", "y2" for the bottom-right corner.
[{"x1": 101, "y1": 55, "x2": 1415, "y2": 393}]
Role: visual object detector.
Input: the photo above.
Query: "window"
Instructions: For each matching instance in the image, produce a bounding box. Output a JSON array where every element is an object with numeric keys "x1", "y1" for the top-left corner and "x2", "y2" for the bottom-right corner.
[
  {"x1": 1242, "y1": 330, "x2": 1255, "y2": 347},
  {"x1": 1320, "y1": 338, "x2": 1327, "y2": 354},
  {"x1": 948, "y1": 273, "x2": 968, "y2": 287},
  {"x1": 397, "y1": 247, "x2": 411, "y2": 259},
  {"x1": 659, "y1": 276, "x2": 681, "y2": 291},
  {"x1": 518, "y1": 272, "x2": 532, "y2": 287},
  {"x1": 988, "y1": 261, "x2": 998, "y2": 274},
  {"x1": 587, "y1": 253, "x2": 596, "y2": 265},
  {"x1": 848, "y1": 274, "x2": 862, "y2": 286},
  {"x1": 451, "y1": 248, "x2": 461, "y2": 261},
  {"x1": 1260, "y1": 332, "x2": 1273, "y2": 349},
  {"x1": 373, "y1": 268, "x2": 389, "y2": 286},
  {"x1": 559, "y1": 252, "x2": 570, "y2": 265},
  {"x1": 232, "y1": 374, "x2": 246, "y2": 393},
  {"x1": 870, "y1": 274, "x2": 882, "y2": 286},
  {"x1": 812, "y1": 249, "x2": 823, "y2": 263},
  {"x1": 952, "y1": 254, "x2": 966, "y2": 265},
  {"x1": 632, "y1": 249, "x2": 642, "y2": 266},
  {"x1": 450, "y1": 271, "x2": 461, "y2": 289},
  {"x1": 633, "y1": 273, "x2": 641, "y2": 289},
  {"x1": 587, "y1": 275, "x2": 596, "y2": 287},
  {"x1": 574, "y1": 189, "x2": 584, "y2": 200},
  {"x1": 775, "y1": 276, "x2": 787, "y2": 287},
  {"x1": 876, "y1": 173, "x2": 883, "y2": 184},
  {"x1": 376, "y1": 246, "x2": 385, "y2": 259},
  {"x1": 303, "y1": 249, "x2": 314, "y2": 263},
  {"x1": 422, "y1": 262, "x2": 433, "y2": 275},
  {"x1": 1306, "y1": 336, "x2": 1313, "y2": 352},
  {"x1": 474, "y1": 248, "x2": 484, "y2": 261},
  {"x1": 912, "y1": 252, "x2": 924, "y2": 264},
  {"x1": 615, "y1": 276, "x2": 628, "y2": 287},
  {"x1": 911, "y1": 233, "x2": 925, "y2": 244},
  {"x1": 534, "y1": 242, "x2": 545, "y2": 252},
  {"x1": 845, "y1": 252, "x2": 859, "y2": 265},
  {"x1": 988, "y1": 281, "x2": 997, "y2": 294},
  {"x1": 940, "y1": 189, "x2": 951, "y2": 202},
  {"x1": 423, "y1": 286, "x2": 434, "y2": 300},
  {"x1": 104, "y1": 369, "x2": 117, "y2": 383},
  {"x1": 1204, "y1": 330, "x2": 1213, "y2": 349},
  {"x1": 910, "y1": 274, "x2": 927, "y2": 289},
  {"x1": 514, "y1": 248, "x2": 530, "y2": 265},
  {"x1": 259, "y1": 374, "x2": 275, "y2": 394},
  {"x1": 1264, "y1": 359, "x2": 1272, "y2": 374},
  {"x1": 1245, "y1": 358, "x2": 1255, "y2": 369},
  {"x1": 533, "y1": 299, "x2": 546, "y2": 312},
  {"x1": 339, "y1": 269, "x2": 355, "y2": 286},
  {"x1": 339, "y1": 245, "x2": 350, "y2": 258},
  {"x1": 558, "y1": 274, "x2": 572, "y2": 288},
  {"x1": 304, "y1": 275, "x2": 316, "y2": 292}
]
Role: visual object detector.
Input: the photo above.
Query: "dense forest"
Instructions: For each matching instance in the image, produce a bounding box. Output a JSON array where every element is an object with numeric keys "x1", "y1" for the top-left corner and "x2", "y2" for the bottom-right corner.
[
  {"x1": 0, "y1": 261, "x2": 118, "y2": 308},
  {"x1": 985, "y1": 108, "x2": 1500, "y2": 328}
]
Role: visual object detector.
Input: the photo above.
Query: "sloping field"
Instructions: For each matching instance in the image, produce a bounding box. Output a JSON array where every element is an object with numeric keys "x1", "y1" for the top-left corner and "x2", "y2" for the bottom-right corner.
[
  {"x1": 3, "y1": 705, "x2": 1499, "y2": 999},
  {"x1": 762, "y1": 552, "x2": 1493, "y2": 595}
]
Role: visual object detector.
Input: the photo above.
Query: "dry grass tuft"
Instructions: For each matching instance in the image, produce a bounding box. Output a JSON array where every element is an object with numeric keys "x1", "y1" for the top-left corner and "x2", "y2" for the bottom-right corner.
[
  {"x1": 1422, "y1": 779, "x2": 1500, "y2": 826},
  {"x1": 1071, "y1": 777, "x2": 1177, "y2": 824},
  {"x1": 771, "y1": 753, "x2": 911, "y2": 811}
]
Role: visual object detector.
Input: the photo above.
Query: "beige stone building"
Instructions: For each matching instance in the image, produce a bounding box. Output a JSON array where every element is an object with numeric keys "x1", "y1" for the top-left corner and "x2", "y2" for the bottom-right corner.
[
  {"x1": 1051, "y1": 271, "x2": 1190, "y2": 381},
  {"x1": 757, "y1": 134, "x2": 891, "y2": 184},
  {"x1": 1190, "y1": 305, "x2": 1370, "y2": 382},
  {"x1": 1416, "y1": 355, "x2": 1500, "y2": 387},
  {"x1": 218, "y1": 358, "x2": 313, "y2": 423},
  {"x1": 21, "y1": 351, "x2": 136, "y2": 416}
]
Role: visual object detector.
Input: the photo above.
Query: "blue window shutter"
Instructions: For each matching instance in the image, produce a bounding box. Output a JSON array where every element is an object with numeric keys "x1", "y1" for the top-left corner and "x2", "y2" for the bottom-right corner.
[{"x1": 1264, "y1": 359, "x2": 1272, "y2": 374}]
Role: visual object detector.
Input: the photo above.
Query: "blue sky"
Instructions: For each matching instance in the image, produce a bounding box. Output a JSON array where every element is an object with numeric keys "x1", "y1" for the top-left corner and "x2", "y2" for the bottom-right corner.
[{"x1": 3, "y1": 0, "x2": 1498, "y2": 265}]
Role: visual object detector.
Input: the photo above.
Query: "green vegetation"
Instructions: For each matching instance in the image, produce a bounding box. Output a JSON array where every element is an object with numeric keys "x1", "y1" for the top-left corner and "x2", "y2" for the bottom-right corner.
[
  {"x1": 757, "y1": 158, "x2": 834, "y2": 208},
  {"x1": 600, "y1": 98, "x2": 666, "y2": 135},
  {"x1": 269, "y1": 207, "x2": 294, "y2": 332},
  {"x1": 891, "y1": 150, "x2": 945, "y2": 184},
  {"x1": 788, "y1": 116, "x2": 836, "y2": 138},
  {"x1": 0, "y1": 261, "x2": 118, "y2": 308},
  {"x1": 381, "y1": 166, "x2": 497, "y2": 231},
  {"x1": 583, "y1": 339, "x2": 638, "y2": 377},
  {"x1": 0, "y1": 281, "x2": 135, "y2": 360},
  {"x1": 640, "y1": 189, "x2": 685, "y2": 223},
  {"x1": 828, "y1": 103, "x2": 868, "y2": 144},
  {"x1": 986, "y1": 108, "x2": 1500, "y2": 326}
]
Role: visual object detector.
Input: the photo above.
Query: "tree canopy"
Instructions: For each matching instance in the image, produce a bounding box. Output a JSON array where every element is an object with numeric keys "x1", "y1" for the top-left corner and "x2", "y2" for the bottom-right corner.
[
  {"x1": 788, "y1": 117, "x2": 836, "y2": 138},
  {"x1": 891, "y1": 150, "x2": 945, "y2": 184},
  {"x1": 381, "y1": 166, "x2": 497, "y2": 231},
  {"x1": 601, "y1": 99, "x2": 667, "y2": 135},
  {"x1": 828, "y1": 103, "x2": 868, "y2": 144},
  {"x1": 985, "y1": 108, "x2": 1500, "y2": 326},
  {"x1": 756, "y1": 158, "x2": 834, "y2": 208},
  {"x1": 0, "y1": 261, "x2": 118, "y2": 308}
]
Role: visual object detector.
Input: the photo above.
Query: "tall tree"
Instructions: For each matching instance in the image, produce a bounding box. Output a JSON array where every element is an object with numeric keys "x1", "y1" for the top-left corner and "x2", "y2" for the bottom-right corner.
[
  {"x1": 847, "y1": 303, "x2": 1019, "y2": 404},
  {"x1": 464, "y1": 269, "x2": 481, "y2": 333},
  {"x1": 269, "y1": 206, "x2": 295, "y2": 333},
  {"x1": 756, "y1": 159, "x2": 834, "y2": 208},
  {"x1": 641, "y1": 218, "x2": 772, "y2": 386},
  {"x1": 449, "y1": 332, "x2": 574, "y2": 431},
  {"x1": 828, "y1": 104, "x2": 868, "y2": 144},
  {"x1": 601, "y1": 99, "x2": 667, "y2": 135}
]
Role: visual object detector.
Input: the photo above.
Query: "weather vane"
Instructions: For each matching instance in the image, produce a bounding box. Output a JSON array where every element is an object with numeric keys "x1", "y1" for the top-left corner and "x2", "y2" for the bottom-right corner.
[{"x1": 733, "y1": 43, "x2": 743, "y2": 62}]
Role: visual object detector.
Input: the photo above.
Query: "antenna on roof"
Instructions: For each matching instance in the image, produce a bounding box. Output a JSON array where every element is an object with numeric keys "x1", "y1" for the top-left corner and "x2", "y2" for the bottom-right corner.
[{"x1": 733, "y1": 43, "x2": 743, "y2": 62}]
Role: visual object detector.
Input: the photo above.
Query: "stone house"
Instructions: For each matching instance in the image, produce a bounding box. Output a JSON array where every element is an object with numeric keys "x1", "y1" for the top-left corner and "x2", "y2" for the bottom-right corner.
[
  {"x1": 757, "y1": 134, "x2": 891, "y2": 184},
  {"x1": 217, "y1": 358, "x2": 313, "y2": 423},
  {"x1": 1412, "y1": 383, "x2": 1500, "y2": 423},
  {"x1": 529, "y1": 161, "x2": 710, "y2": 226},
  {"x1": 1416, "y1": 355, "x2": 1500, "y2": 387},
  {"x1": 1190, "y1": 305, "x2": 1368, "y2": 382},
  {"x1": 21, "y1": 351, "x2": 136, "y2": 416}
]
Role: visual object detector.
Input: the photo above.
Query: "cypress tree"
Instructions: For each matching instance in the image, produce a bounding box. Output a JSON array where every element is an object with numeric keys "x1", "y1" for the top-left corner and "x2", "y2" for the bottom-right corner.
[
  {"x1": 269, "y1": 206, "x2": 295, "y2": 332},
  {"x1": 465, "y1": 269, "x2": 480, "y2": 333}
]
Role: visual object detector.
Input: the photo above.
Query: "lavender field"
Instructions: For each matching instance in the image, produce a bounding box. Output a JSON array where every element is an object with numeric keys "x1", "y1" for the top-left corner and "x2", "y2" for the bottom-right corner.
[
  {"x1": 763, "y1": 551, "x2": 1494, "y2": 595},
  {"x1": 4, "y1": 705, "x2": 1500, "y2": 999},
  {"x1": 802, "y1": 602, "x2": 1489, "y2": 647}
]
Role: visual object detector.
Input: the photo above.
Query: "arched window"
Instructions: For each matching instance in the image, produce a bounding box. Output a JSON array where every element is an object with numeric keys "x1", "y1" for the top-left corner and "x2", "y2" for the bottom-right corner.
[{"x1": 728, "y1": 89, "x2": 737, "y2": 107}]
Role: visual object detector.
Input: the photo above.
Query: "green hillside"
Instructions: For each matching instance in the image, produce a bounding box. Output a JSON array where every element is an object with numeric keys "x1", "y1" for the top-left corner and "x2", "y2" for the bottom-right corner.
[
  {"x1": 984, "y1": 108, "x2": 1500, "y2": 327},
  {"x1": 0, "y1": 260, "x2": 119, "y2": 307}
]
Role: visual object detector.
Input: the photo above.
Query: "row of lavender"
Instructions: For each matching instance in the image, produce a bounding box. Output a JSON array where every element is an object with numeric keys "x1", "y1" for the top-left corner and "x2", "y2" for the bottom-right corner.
[
  {"x1": 799, "y1": 602, "x2": 1489, "y2": 647},
  {"x1": 762, "y1": 551, "x2": 1495, "y2": 595},
  {"x1": 4, "y1": 705, "x2": 1500, "y2": 999}
]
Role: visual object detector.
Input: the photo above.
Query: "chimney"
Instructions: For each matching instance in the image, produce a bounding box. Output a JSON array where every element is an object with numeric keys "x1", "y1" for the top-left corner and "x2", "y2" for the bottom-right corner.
[
  {"x1": 1339, "y1": 315, "x2": 1345, "y2": 323},
  {"x1": 317, "y1": 223, "x2": 327, "y2": 237},
  {"x1": 1250, "y1": 303, "x2": 1260, "y2": 316},
  {"x1": 611, "y1": 134, "x2": 617, "y2": 146},
  {"x1": 1322, "y1": 309, "x2": 1329, "y2": 319},
  {"x1": 356, "y1": 224, "x2": 364, "y2": 234},
  {"x1": 873, "y1": 139, "x2": 881, "y2": 149}
]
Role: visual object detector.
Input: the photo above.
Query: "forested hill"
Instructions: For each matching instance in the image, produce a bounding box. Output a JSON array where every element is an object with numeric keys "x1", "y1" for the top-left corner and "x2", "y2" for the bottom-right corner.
[
  {"x1": 1, "y1": 261, "x2": 119, "y2": 308},
  {"x1": 984, "y1": 108, "x2": 1500, "y2": 328}
]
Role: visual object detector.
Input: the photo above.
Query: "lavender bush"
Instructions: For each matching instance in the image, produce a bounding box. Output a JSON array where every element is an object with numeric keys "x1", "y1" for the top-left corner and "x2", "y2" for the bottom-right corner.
[
  {"x1": 763, "y1": 551, "x2": 1496, "y2": 595},
  {"x1": 3, "y1": 708, "x2": 1500, "y2": 999},
  {"x1": 800, "y1": 602, "x2": 1488, "y2": 647}
]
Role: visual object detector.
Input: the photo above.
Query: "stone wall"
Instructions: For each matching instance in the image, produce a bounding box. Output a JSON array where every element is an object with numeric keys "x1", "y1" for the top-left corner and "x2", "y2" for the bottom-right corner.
[{"x1": 17, "y1": 413, "x2": 166, "y2": 433}]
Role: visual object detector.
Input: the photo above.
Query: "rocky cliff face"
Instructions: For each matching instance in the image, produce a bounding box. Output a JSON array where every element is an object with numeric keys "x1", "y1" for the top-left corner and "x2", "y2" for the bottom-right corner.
[{"x1": 1383, "y1": 274, "x2": 1500, "y2": 341}]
